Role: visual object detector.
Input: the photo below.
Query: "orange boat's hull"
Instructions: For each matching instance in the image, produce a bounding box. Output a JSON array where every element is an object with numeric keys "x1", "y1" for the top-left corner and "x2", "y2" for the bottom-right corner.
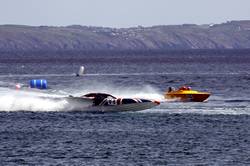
[{"x1": 165, "y1": 91, "x2": 210, "y2": 102}]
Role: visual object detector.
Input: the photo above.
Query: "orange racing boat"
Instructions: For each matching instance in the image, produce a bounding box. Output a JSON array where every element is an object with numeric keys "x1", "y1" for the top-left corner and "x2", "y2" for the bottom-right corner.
[{"x1": 164, "y1": 86, "x2": 210, "y2": 102}]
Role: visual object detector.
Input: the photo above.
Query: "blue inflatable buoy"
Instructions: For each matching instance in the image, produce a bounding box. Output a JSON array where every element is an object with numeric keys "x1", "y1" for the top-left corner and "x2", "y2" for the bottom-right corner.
[{"x1": 29, "y1": 79, "x2": 47, "y2": 89}]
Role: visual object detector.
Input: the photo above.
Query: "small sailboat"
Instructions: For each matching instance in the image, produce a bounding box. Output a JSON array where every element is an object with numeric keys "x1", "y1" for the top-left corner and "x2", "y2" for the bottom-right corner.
[{"x1": 76, "y1": 66, "x2": 85, "y2": 76}]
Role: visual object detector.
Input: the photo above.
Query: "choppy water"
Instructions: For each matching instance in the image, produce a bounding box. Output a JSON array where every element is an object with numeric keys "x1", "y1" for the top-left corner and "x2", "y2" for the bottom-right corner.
[{"x1": 0, "y1": 52, "x2": 250, "y2": 165}]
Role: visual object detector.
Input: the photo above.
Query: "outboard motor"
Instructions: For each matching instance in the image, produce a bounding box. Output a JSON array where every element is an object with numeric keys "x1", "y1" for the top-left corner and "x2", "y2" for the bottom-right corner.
[{"x1": 29, "y1": 79, "x2": 47, "y2": 89}]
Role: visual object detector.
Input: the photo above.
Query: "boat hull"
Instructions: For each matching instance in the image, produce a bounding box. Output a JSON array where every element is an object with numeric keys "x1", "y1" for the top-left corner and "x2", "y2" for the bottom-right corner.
[
  {"x1": 83, "y1": 102, "x2": 159, "y2": 113},
  {"x1": 165, "y1": 90, "x2": 210, "y2": 102},
  {"x1": 64, "y1": 96, "x2": 160, "y2": 112}
]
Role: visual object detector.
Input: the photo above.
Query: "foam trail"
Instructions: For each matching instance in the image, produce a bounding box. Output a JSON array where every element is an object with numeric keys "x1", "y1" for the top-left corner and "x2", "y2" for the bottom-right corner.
[{"x1": 0, "y1": 88, "x2": 67, "y2": 112}]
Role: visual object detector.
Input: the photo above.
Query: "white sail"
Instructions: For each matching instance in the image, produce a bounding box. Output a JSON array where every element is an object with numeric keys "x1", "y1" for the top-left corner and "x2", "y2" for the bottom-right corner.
[{"x1": 76, "y1": 66, "x2": 85, "y2": 76}]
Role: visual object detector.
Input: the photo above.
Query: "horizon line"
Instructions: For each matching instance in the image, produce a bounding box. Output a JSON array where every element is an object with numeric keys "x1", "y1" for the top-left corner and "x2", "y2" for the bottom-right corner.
[{"x1": 1, "y1": 19, "x2": 249, "y2": 29}]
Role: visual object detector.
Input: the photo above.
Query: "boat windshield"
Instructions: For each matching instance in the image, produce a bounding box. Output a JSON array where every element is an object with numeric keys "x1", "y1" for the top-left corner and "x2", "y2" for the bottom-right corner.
[
  {"x1": 83, "y1": 93, "x2": 116, "y2": 99},
  {"x1": 82, "y1": 93, "x2": 116, "y2": 106},
  {"x1": 179, "y1": 86, "x2": 191, "y2": 90}
]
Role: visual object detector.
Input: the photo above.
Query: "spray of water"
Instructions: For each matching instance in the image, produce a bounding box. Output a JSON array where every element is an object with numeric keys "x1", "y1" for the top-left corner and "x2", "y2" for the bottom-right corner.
[
  {"x1": 0, "y1": 84, "x2": 249, "y2": 115},
  {"x1": 0, "y1": 88, "x2": 67, "y2": 112},
  {"x1": 0, "y1": 82, "x2": 165, "y2": 112}
]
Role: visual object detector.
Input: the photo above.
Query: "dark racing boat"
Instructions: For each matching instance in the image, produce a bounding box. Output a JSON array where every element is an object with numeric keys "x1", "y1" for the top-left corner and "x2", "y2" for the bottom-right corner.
[{"x1": 66, "y1": 93, "x2": 160, "y2": 112}]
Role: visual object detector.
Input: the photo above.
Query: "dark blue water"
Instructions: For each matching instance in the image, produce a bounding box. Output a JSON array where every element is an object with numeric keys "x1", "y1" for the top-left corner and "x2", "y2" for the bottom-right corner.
[{"x1": 0, "y1": 52, "x2": 250, "y2": 165}]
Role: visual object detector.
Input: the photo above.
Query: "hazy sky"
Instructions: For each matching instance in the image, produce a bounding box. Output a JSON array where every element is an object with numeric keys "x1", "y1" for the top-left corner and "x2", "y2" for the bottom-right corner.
[{"x1": 0, "y1": 0, "x2": 249, "y2": 27}]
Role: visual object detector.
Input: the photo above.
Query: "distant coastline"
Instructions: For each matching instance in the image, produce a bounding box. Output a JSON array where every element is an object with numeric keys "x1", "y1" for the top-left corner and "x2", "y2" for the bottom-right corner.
[
  {"x1": 1, "y1": 49, "x2": 250, "y2": 60},
  {"x1": 1, "y1": 20, "x2": 250, "y2": 54}
]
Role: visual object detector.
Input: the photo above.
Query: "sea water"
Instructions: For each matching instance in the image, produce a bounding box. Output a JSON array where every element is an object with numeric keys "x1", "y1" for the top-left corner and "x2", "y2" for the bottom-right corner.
[{"x1": 0, "y1": 52, "x2": 249, "y2": 165}]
